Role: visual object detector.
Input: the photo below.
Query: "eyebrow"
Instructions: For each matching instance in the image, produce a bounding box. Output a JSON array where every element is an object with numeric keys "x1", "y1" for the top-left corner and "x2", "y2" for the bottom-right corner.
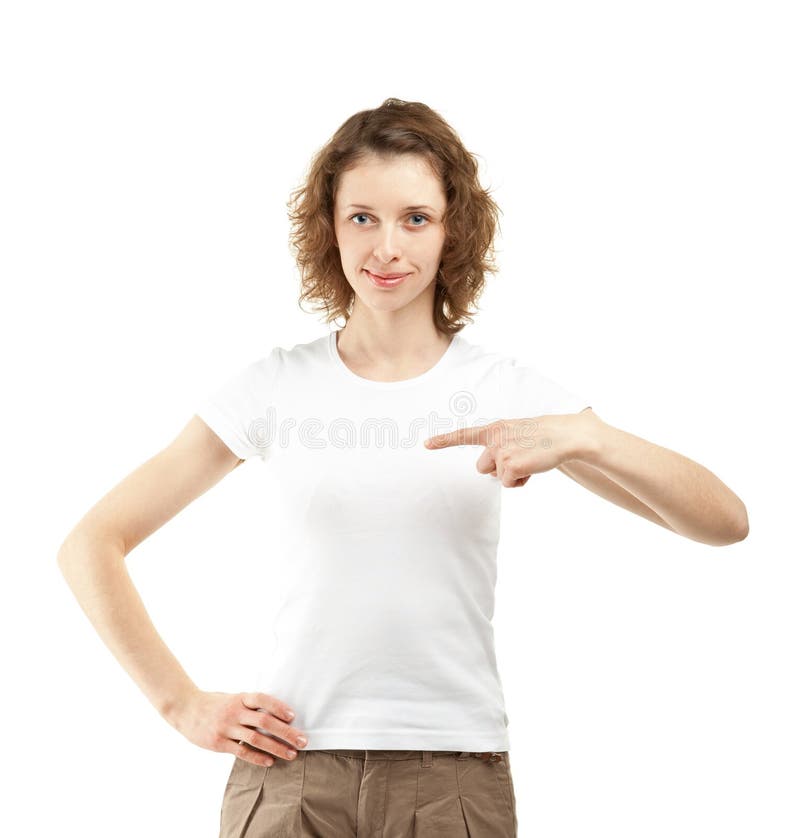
[{"x1": 346, "y1": 204, "x2": 437, "y2": 213}]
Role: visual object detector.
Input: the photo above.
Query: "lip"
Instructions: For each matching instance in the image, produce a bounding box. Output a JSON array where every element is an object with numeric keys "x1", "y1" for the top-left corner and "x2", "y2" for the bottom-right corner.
[{"x1": 365, "y1": 269, "x2": 409, "y2": 288}]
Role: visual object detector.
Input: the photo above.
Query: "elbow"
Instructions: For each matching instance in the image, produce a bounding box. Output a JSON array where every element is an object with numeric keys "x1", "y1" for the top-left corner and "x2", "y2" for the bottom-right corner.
[
  {"x1": 57, "y1": 528, "x2": 126, "y2": 570},
  {"x1": 714, "y1": 495, "x2": 749, "y2": 546},
  {"x1": 732, "y1": 502, "x2": 750, "y2": 543},
  {"x1": 717, "y1": 510, "x2": 749, "y2": 546},
  {"x1": 56, "y1": 539, "x2": 73, "y2": 568},
  {"x1": 57, "y1": 530, "x2": 85, "y2": 565},
  {"x1": 56, "y1": 539, "x2": 81, "y2": 575},
  {"x1": 685, "y1": 510, "x2": 749, "y2": 547}
]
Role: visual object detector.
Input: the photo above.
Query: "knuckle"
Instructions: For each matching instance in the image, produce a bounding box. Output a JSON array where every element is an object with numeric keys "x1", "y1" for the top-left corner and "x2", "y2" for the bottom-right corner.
[
  {"x1": 269, "y1": 719, "x2": 291, "y2": 740},
  {"x1": 255, "y1": 733, "x2": 280, "y2": 755},
  {"x1": 487, "y1": 426, "x2": 504, "y2": 446}
]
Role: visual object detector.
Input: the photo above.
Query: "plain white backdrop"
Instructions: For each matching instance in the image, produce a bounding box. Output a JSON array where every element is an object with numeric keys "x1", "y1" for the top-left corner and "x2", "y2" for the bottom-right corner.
[{"x1": 2, "y1": 1, "x2": 797, "y2": 835}]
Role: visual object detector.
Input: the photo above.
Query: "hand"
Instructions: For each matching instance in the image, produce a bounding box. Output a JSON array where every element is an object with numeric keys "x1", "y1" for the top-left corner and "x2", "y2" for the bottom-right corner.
[
  {"x1": 170, "y1": 689, "x2": 309, "y2": 768},
  {"x1": 424, "y1": 413, "x2": 587, "y2": 488}
]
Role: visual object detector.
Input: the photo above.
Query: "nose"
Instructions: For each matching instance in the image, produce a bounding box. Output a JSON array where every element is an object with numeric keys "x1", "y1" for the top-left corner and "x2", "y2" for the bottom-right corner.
[{"x1": 372, "y1": 226, "x2": 403, "y2": 266}]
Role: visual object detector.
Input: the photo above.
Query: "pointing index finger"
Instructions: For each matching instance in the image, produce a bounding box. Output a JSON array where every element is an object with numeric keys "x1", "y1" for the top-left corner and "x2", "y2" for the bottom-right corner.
[{"x1": 425, "y1": 424, "x2": 494, "y2": 449}]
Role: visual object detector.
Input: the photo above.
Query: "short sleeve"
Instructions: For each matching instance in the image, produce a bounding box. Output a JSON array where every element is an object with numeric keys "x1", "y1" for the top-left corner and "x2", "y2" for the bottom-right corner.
[
  {"x1": 498, "y1": 356, "x2": 591, "y2": 419},
  {"x1": 195, "y1": 348, "x2": 281, "y2": 462}
]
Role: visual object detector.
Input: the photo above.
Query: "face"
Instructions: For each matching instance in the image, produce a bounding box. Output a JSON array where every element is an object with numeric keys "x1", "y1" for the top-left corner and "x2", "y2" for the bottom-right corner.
[{"x1": 333, "y1": 152, "x2": 447, "y2": 317}]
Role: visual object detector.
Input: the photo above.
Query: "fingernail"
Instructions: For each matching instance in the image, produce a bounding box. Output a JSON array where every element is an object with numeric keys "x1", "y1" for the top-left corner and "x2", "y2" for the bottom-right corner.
[
  {"x1": 297, "y1": 736, "x2": 307, "y2": 747},
  {"x1": 287, "y1": 749, "x2": 297, "y2": 758},
  {"x1": 286, "y1": 710, "x2": 295, "y2": 720}
]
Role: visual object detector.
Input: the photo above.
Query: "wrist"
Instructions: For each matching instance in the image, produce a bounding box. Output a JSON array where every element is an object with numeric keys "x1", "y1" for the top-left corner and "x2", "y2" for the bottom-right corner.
[
  {"x1": 159, "y1": 681, "x2": 200, "y2": 729},
  {"x1": 568, "y1": 408, "x2": 607, "y2": 465}
]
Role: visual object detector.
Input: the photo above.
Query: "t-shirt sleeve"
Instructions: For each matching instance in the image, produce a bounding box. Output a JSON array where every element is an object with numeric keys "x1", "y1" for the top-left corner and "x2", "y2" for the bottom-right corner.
[
  {"x1": 499, "y1": 355, "x2": 592, "y2": 419},
  {"x1": 195, "y1": 348, "x2": 281, "y2": 462}
]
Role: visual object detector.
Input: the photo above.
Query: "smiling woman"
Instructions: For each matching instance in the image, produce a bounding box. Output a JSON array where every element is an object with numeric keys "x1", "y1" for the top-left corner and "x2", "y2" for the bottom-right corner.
[
  {"x1": 333, "y1": 153, "x2": 447, "y2": 308},
  {"x1": 287, "y1": 97, "x2": 501, "y2": 338},
  {"x1": 57, "y1": 96, "x2": 747, "y2": 838}
]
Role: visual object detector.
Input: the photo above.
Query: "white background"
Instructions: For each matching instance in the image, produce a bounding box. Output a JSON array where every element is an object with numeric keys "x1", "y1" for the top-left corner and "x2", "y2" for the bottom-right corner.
[{"x1": 2, "y1": 1, "x2": 797, "y2": 835}]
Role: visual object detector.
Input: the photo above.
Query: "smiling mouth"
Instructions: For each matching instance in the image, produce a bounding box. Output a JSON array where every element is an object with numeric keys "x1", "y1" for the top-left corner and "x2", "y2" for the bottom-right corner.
[{"x1": 365, "y1": 270, "x2": 409, "y2": 288}]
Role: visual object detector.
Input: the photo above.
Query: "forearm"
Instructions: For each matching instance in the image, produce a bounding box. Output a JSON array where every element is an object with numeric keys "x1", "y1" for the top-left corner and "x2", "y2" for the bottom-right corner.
[
  {"x1": 57, "y1": 532, "x2": 199, "y2": 725},
  {"x1": 575, "y1": 413, "x2": 749, "y2": 546}
]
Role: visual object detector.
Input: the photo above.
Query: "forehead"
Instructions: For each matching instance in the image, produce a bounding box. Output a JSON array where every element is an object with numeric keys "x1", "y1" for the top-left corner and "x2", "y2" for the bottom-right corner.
[{"x1": 335, "y1": 153, "x2": 445, "y2": 208}]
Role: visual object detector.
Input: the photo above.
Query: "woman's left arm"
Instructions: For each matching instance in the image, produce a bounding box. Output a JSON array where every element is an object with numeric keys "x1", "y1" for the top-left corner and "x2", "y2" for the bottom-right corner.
[{"x1": 569, "y1": 409, "x2": 749, "y2": 547}]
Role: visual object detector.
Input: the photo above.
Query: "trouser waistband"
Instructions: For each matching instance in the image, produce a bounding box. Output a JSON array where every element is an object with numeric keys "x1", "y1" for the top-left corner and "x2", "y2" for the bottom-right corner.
[{"x1": 312, "y1": 749, "x2": 506, "y2": 764}]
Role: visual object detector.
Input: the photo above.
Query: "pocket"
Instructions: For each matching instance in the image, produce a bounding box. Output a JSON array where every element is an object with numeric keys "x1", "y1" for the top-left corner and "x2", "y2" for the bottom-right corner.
[
  {"x1": 224, "y1": 755, "x2": 270, "y2": 788},
  {"x1": 453, "y1": 753, "x2": 518, "y2": 836},
  {"x1": 219, "y1": 757, "x2": 270, "y2": 838},
  {"x1": 492, "y1": 755, "x2": 515, "y2": 821}
]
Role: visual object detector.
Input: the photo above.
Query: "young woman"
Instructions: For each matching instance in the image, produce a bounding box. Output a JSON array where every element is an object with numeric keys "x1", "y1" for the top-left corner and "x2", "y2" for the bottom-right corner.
[{"x1": 57, "y1": 98, "x2": 748, "y2": 838}]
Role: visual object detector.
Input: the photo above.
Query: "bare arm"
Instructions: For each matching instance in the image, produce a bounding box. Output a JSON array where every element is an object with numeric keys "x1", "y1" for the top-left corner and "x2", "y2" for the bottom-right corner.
[
  {"x1": 557, "y1": 459, "x2": 677, "y2": 532},
  {"x1": 56, "y1": 415, "x2": 244, "y2": 725}
]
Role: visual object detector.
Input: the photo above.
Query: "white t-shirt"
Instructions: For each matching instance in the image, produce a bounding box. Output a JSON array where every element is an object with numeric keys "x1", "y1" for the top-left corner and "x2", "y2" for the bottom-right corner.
[{"x1": 196, "y1": 330, "x2": 591, "y2": 751}]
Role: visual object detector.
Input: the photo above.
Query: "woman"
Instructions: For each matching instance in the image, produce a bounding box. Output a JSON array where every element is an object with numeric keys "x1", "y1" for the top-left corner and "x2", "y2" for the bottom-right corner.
[{"x1": 57, "y1": 98, "x2": 748, "y2": 838}]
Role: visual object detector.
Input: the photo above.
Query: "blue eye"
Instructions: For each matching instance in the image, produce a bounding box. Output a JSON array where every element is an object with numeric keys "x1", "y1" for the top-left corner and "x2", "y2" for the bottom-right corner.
[{"x1": 349, "y1": 213, "x2": 429, "y2": 227}]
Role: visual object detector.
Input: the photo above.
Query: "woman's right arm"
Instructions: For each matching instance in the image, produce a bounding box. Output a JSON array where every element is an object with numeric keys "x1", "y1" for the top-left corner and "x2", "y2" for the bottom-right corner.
[
  {"x1": 56, "y1": 415, "x2": 244, "y2": 724},
  {"x1": 57, "y1": 415, "x2": 310, "y2": 767}
]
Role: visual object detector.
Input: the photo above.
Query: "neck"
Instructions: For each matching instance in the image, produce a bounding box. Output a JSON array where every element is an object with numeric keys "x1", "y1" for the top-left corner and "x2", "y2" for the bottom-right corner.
[{"x1": 337, "y1": 303, "x2": 451, "y2": 364}]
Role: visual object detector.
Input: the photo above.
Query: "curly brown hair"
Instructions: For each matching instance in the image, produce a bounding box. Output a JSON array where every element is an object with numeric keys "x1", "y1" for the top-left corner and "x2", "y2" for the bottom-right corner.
[{"x1": 286, "y1": 98, "x2": 502, "y2": 337}]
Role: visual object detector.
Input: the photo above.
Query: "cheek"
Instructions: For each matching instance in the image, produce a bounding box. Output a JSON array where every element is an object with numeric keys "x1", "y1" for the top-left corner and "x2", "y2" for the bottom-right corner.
[
  {"x1": 340, "y1": 233, "x2": 369, "y2": 259},
  {"x1": 422, "y1": 232, "x2": 446, "y2": 258}
]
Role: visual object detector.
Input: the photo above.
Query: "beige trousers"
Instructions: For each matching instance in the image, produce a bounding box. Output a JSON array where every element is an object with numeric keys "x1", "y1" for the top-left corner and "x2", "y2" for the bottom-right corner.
[{"x1": 219, "y1": 748, "x2": 518, "y2": 837}]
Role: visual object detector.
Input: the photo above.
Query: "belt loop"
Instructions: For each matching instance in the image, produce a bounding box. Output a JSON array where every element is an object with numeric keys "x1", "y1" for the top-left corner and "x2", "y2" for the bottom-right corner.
[
  {"x1": 474, "y1": 751, "x2": 503, "y2": 764},
  {"x1": 422, "y1": 751, "x2": 433, "y2": 768}
]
